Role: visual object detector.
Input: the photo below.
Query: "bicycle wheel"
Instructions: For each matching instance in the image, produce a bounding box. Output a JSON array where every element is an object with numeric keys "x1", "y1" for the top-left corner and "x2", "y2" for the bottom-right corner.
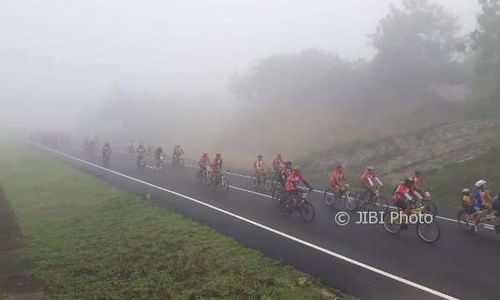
[
  {"x1": 416, "y1": 221, "x2": 440, "y2": 243},
  {"x1": 457, "y1": 210, "x2": 475, "y2": 232},
  {"x1": 383, "y1": 209, "x2": 403, "y2": 234},
  {"x1": 323, "y1": 189, "x2": 337, "y2": 207},
  {"x1": 299, "y1": 201, "x2": 316, "y2": 222}
]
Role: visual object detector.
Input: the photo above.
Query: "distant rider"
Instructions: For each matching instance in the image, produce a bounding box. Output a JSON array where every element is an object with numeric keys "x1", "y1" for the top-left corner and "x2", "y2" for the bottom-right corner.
[
  {"x1": 253, "y1": 155, "x2": 268, "y2": 182},
  {"x1": 272, "y1": 154, "x2": 284, "y2": 173},
  {"x1": 279, "y1": 161, "x2": 293, "y2": 187},
  {"x1": 211, "y1": 153, "x2": 223, "y2": 185},
  {"x1": 198, "y1": 153, "x2": 211, "y2": 177},
  {"x1": 472, "y1": 180, "x2": 491, "y2": 223},
  {"x1": 102, "y1": 142, "x2": 112, "y2": 160},
  {"x1": 136, "y1": 143, "x2": 146, "y2": 159},
  {"x1": 154, "y1": 146, "x2": 164, "y2": 168},
  {"x1": 173, "y1": 144, "x2": 184, "y2": 158},
  {"x1": 284, "y1": 166, "x2": 313, "y2": 215},
  {"x1": 360, "y1": 166, "x2": 383, "y2": 202},
  {"x1": 330, "y1": 164, "x2": 346, "y2": 196}
]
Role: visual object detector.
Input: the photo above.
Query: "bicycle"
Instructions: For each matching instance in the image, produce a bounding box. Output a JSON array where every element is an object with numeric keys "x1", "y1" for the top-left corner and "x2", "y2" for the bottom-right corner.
[
  {"x1": 171, "y1": 155, "x2": 185, "y2": 167},
  {"x1": 457, "y1": 207, "x2": 499, "y2": 233},
  {"x1": 383, "y1": 201, "x2": 441, "y2": 243},
  {"x1": 323, "y1": 184, "x2": 359, "y2": 210},
  {"x1": 346, "y1": 186, "x2": 388, "y2": 212},
  {"x1": 279, "y1": 188, "x2": 316, "y2": 222},
  {"x1": 211, "y1": 171, "x2": 230, "y2": 193},
  {"x1": 154, "y1": 154, "x2": 165, "y2": 171},
  {"x1": 251, "y1": 171, "x2": 270, "y2": 189},
  {"x1": 137, "y1": 155, "x2": 146, "y2": 170}
]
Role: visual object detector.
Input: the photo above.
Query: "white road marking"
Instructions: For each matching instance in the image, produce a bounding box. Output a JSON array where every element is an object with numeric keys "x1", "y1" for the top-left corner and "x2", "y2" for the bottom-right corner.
[{"x1": 34, "y1": 143, "x2": 458, "y2": 300}]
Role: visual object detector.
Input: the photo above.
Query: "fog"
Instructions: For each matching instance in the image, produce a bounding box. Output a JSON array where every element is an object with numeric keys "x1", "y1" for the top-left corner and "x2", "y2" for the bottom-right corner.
[{"x1": 0, "y1": 0, "x2": 483, "y2": 165}]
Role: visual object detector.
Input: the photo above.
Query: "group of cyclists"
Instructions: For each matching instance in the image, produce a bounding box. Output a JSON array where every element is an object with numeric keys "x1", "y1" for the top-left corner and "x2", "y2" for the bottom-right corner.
[
  {"x1": 84, "y1": 137, "x2": 500, "y2": 234},
  {"x1": 248, "y1": 153, "x2": 500, "y2": 232}
]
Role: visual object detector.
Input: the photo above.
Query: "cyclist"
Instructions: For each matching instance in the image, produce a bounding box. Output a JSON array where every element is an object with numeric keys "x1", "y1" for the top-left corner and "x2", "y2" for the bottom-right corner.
[
  {"x1": 154, "y1": 146, "x2": 164, "y2": 168},
  {"x1": 472, "y1": 180, "x2": 491, "y2": 224},
  {"x1": 102, "y1": 142, "x2": 112, "y2": 161},
  {"x1": 211, "y1": 153, "x2": 223, "y2": 185},
  {"x1": 272, "y1": 154, "x2": 284, "y2": 172},
  {"x1": 393, "y1": 178, "x2": 422, "y2": 212},
  {"x1": 173, "y1": 144, "x2": 184, "y2": 161},
  {"x1": 278, "y1": 161, "x2": 293, "y2": 187},
  {"x1": 409, "y1": 170, "x2": 429, "y2": 193},
  {"x1": 284, "y1": 166, "x2": 313, "y2": 215},
  {"x1": 136, "y1": 143, "x2": 146, "y2": 158},
  {"x1": 360, "y1": 166, "x2": 383, "y2": 202},
  {"x1": 330, "y1": 164, "x2": 346, "y2": 196},
  {"x1": 253, "y1": 155, "x2": 268, "y2": 184},
  {"x1": 198, "y1": 153, "x2": 211, "y2": 178},
  {"x1": 392, "y1": 177, "x2": 422, "y2": 228}
]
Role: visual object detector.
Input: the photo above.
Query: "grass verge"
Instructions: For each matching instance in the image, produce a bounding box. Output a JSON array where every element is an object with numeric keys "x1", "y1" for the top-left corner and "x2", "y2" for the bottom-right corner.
[{"x1": 0, "y1": 143, "x2": 347, "y2": 299}]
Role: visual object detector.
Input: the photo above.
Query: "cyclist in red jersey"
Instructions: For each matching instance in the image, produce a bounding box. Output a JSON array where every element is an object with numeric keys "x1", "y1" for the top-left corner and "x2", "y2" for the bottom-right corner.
[
  {"x1": 330, "y1": 164, "x2": 346, "y2": 196},
  {"x1": 284, "y1": 166, "x2": 313, "y2": 214},
  {"x1": 360, "y1": 166, "x2": 383, "y2": 202},
  {"x1": 408, "y1": 170, "x2": 428, "y2": 193},
  {"x1": 272, "y1": 154, "x2": 284, "y2": 172},
  {"x1": 253, "y1": 155, "x2": 268, "y2": 177},
  {"x1": 393, "y1": 178, "x2": 421, "y2": 212}
]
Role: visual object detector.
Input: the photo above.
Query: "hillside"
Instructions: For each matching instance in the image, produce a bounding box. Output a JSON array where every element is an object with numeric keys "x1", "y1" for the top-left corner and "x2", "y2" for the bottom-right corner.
[{"x1": 300, "y1": 119, "x2": 500, "y2": 203}]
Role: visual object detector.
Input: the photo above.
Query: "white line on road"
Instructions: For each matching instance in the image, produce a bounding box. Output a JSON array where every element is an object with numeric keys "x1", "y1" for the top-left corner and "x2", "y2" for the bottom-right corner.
[{"x1": 35, "y1": 143, "x2": 458, "y2": 300}]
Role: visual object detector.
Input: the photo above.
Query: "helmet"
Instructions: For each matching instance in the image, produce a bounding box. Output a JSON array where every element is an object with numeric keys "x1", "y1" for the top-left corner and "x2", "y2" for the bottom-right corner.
[
  {"x1": 474, "y1": 180, "x2": 487, "y2": 188},
  {"x1": 404, "y1": 177, "x2": 415, "y2": 186},
  {"x1": 367, "y1": 166, "x2": 375, "y2": 171},
  {"x1": 294, "y1": 165, "x2": 301, "y2": 172},
  {"x1": 462, "y1": 188, "x2": 471, "y2": 193}
]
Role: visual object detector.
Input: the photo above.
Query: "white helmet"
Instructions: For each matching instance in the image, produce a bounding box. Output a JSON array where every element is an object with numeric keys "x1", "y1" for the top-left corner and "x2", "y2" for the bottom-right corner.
[
  {"x1": 462, "y1": 188, "x2": 470, "y2": 193},
  {"x1": 474, "y1": 180, "x2": 487, "y2": 188}
]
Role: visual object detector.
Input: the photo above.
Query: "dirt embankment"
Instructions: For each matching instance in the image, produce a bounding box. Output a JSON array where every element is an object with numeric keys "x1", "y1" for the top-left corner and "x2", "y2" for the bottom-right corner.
[
  {"x1": 0, "y1": 185, "x2": 44, "y2": 299},
  {"x1": 304, "y1": 119, "x2": 500, "y2": 184}
]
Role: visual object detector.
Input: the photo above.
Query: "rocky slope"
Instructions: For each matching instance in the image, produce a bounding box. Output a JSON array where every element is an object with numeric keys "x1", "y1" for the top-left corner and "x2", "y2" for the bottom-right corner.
[{"x1": 304, "y1": 119, "x2": 500, "y2": 184}]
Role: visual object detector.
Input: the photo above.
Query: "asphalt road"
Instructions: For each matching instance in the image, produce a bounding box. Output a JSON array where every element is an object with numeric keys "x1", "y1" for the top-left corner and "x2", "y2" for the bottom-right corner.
[{"x1": 35, "y1": 144, "x2": 500, "y2": 300}]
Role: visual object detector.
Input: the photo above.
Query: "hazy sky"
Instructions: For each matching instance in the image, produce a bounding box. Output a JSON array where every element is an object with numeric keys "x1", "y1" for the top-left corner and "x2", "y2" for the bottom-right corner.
[{"x1": 0, "y1": 0, "x2": 480, "y2": 131}]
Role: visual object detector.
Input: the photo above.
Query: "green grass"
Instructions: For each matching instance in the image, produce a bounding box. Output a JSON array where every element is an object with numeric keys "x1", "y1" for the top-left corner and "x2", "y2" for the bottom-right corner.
[
  {"x1": 0, "y1": 143, "x2": 348, "y2": 300},
  {"x1": 426, "y1": 146, "x2": 500, "y2": 208}
]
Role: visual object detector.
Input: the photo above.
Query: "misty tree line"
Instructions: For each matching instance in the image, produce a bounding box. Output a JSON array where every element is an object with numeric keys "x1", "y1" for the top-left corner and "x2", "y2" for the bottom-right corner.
[{"x1": 230, "y1": 0, "x2": 500, "y2": 107}]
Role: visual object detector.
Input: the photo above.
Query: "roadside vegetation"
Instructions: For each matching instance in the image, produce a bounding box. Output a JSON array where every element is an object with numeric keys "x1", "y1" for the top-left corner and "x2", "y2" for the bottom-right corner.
[{"x1": 0, "y1": 143, "x2": 348, "y2": 299}]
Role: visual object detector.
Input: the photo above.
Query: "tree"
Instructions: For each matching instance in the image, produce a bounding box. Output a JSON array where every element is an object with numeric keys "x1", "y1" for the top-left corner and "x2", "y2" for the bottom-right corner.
[
  {"x1": 472, "y1": 0, "x2": 500, "y2": 80},
  {"x1": 230, "y1": 49, "x2": 360, "y2": 104},
  {"x1": 371, "y1": 0, "x2": 461, "y2": 92}
]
